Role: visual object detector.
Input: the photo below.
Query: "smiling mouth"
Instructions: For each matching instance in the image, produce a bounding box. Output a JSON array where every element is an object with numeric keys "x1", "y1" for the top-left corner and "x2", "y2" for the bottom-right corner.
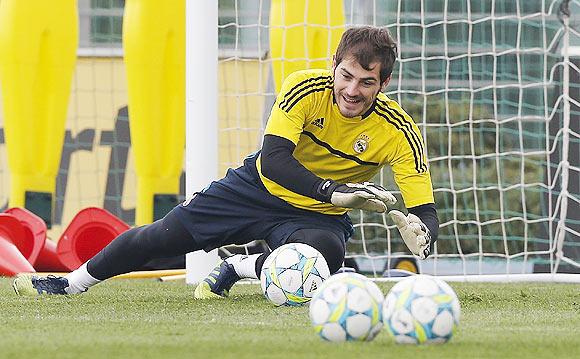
[{"x1": 342, "y1": 95, "x2": 360, "y2": 105}]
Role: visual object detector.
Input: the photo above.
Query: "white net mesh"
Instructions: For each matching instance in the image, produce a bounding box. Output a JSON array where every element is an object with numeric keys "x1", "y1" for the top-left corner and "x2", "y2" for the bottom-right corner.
[
  {"x1": 0, "y1": 0, "x2": 578, "y2": 279},
  {"x1": 215, "y1": 0, "x2": 580, "y2": 277}
]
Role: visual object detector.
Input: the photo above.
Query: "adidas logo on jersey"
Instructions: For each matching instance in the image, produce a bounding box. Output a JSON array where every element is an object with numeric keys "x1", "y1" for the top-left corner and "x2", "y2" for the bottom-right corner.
[{"x1": 311, "y1": 117, "x2": 325, "y2": 129}]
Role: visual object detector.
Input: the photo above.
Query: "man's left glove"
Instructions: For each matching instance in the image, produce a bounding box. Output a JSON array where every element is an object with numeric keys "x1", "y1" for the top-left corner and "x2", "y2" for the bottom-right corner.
[{"x1": 389, "y1": 210, "x2": 431, "y2": 259}]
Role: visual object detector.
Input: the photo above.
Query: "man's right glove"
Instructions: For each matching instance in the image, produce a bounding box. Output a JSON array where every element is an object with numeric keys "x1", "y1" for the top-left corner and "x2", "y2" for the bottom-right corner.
[{"x1": 318, "y1": 180, "x2": 397, "y2": 213}]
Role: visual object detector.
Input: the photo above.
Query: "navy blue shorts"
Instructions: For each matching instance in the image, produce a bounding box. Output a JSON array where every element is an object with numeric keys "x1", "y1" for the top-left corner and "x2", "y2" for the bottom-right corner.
[{"x1": 173, "y1": 152, "x2": 354, "y2": 252}]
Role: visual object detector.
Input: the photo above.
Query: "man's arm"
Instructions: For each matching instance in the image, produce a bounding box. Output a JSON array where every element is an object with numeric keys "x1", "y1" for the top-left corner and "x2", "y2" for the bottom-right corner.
[
  {"x1": 261, "y1": 134, "x2": 396, "y2": 212},
  {"x1": 260, "y1": 134, "x2": 325, "y2": 201},
  {"x1": 408, "y1": 203, "x2": 438, "y2": 244}
]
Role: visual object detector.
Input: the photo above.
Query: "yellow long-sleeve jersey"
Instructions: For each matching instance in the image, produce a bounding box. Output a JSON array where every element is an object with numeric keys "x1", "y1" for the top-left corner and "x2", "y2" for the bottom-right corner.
[{"x1": 257, "y1": 69, "x2": 434, "y2": 215}]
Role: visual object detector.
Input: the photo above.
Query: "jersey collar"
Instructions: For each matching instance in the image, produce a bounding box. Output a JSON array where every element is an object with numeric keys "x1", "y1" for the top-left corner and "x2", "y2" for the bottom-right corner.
[{"x1": 361, "y1": 100, "x2": 376, "y2": 119}]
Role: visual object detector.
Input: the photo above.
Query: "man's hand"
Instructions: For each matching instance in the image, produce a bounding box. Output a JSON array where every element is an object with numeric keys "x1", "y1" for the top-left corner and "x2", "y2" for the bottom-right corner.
[
  {"x1": 389, "y1": 210, "x2": 431, "y2": 259},
  {"x1": 323, "y1": 181, "x2": 396, "y2": 213}
]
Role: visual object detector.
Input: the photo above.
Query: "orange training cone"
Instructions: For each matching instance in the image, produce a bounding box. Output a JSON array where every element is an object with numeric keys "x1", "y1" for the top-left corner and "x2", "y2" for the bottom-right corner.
[
  {"x1": 57, "y1": 207, "x2": 130, "y2": 271},
  {"x1": 0, "y1": 213, "x2": 35, "y2": 276},
  {"x1": 4, "y1": 207, "x2": 68, "y2": 272},
  {"x1": 35, "y1": 238, "x2": 69, "y2": 272},
  {"x1": 4, "y1": 207, "x2": 45, "y2": 265}
]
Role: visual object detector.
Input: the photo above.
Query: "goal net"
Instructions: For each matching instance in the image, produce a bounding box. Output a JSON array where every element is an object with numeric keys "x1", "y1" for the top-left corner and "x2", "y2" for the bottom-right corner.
[
  {"x1": 214, "y1": 0, "x2": 580, "y2": 280},
  {"x1": 0, "y1": 1, "x2": 577, "y2": 282}
]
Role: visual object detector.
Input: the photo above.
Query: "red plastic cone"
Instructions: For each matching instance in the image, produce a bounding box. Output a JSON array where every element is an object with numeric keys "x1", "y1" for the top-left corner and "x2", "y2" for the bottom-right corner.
[
  {"x1": 4, "y1": 207, "x2": 69, "y2": 272},
  {"x1": 36, "y1": 238, "x2": 69, "y2": 272},
  {"x1": 0, "y1": 213, "x2": 35, "y2": 276},
  {"x1": 57, "y1": 207, "x2": 130, "y2": 271},
  {"x1": 4, "y1": 208, "x2": 44, "y2": 265}
]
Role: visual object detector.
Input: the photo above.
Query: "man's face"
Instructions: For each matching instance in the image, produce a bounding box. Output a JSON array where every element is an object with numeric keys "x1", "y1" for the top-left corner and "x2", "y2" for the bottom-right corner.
[{"x1": 333, "y1": 56, "x2": 389, "y2": 118}]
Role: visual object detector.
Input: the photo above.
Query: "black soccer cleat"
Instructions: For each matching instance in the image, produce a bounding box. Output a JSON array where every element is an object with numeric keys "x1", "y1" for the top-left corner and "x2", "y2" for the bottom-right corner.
[
  {"x1": 193, "y1": 260, "x2": 241, "y2": 299},
  {"x1": 13, "y1": 274, "x2": 69, "y2": 296}
]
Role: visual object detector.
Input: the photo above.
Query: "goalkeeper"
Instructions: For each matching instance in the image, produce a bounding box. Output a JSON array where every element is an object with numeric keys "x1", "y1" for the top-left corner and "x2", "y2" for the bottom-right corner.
[{"x1": 13, "y1": 26, "x2": 438, "y2": 298}]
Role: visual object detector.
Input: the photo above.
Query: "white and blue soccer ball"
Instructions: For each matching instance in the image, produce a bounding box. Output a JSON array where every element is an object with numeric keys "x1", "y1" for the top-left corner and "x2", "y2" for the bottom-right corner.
[
  {"x1": 309, "y1": 272, "x2": 384, "y2": 342},
  {"x1": 260, "y1": 243, "x2": 330, "y2": 306},
  {"x1": 382, "y1": 275, "x2": 461, "y2": 344}
]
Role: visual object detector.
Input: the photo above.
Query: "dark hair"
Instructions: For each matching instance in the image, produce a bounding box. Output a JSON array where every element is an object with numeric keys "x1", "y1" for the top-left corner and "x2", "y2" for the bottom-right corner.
[{"x1": 334, "y1": 26, "x2": 398, "y2": 83}]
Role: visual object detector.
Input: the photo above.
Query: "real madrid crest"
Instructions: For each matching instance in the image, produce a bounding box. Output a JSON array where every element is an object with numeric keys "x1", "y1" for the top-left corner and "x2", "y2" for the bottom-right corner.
[{"x1": 353, "y1": 134, "x2": 370, "y2": 154}]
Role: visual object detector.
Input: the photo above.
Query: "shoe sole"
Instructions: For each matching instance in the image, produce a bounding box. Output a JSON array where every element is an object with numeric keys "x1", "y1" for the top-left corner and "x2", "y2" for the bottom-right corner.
[
  {"x1": 12, "y1": 274, "x2": 38, "y2": 296},
  {"x1": 193, "y1": 281, "x2": 226, "y2": 300}
]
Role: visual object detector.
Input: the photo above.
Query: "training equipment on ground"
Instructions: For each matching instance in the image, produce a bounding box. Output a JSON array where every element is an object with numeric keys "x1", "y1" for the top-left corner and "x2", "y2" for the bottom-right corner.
[
  {"x1": 4, "y1": 207, "x2": 69, "y2": 272},
  {"x1": 0, "y1": 213, "x2": 35, "y2": 276},
  {"x1": 260, "y1": 243, "x2": 329, "y2": 306},
  {"x1": 309, "y1": 272, "x2": 384, "y2": 342},
  {"x1": 383, "y1": 275, "x2": 460, "y2": 344},
  {"x1": 57, "y1": 207, "x2": 130, "y2": 270}
]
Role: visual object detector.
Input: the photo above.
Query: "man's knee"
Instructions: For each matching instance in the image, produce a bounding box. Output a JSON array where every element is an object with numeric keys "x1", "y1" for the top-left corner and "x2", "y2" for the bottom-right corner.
[{"x1": 286, "y1": 228, "x2": 345, "y2": 273}]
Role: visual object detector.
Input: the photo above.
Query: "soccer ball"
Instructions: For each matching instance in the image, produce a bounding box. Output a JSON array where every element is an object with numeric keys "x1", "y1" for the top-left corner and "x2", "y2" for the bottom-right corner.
[
  {"x1": 260, "y1": 243, "x2": 329, "y2": 306},
  {"x1": 382, "y1": 275, "x2": 460, "y2": 344},
  {"x1": 309, "y1": 273, "x2": 384, "y2": 342}
]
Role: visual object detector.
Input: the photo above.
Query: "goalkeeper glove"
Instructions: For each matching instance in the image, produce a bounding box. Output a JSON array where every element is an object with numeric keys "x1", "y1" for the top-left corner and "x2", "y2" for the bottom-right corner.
[
  {"x1": 389, "y1": 210, "x2": 431, "y2": 259},
  {"x1": 318, "y1": 180, "x2": 397, "y2": 213}
]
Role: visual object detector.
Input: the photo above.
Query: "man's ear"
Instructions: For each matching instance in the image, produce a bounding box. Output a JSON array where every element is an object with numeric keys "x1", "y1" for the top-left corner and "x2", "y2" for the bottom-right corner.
[{"x1": 381, "y1": 75, "x2": 392, "y2": 92}]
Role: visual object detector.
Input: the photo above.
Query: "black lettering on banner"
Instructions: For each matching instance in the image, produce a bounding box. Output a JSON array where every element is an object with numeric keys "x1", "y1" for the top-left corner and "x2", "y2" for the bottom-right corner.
[
  {"x1": 54, "y1": 128, "x2": 96, "y2": 224},
  {"x1": 99, "y1": 106, "x2": 135, "y2": 224}
]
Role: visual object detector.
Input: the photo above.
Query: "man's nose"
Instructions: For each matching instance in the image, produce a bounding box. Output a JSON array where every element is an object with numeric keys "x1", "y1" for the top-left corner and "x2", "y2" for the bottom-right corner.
[{"x1": 345, "y1": 81, "x2": 359, "y2": 96}]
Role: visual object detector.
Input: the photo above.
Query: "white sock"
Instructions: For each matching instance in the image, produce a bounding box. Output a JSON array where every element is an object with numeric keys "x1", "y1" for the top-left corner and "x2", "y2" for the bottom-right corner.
[
  {"x1": 64, "y1": 262, "x2": 101, "y2": 294},
  {"x1": 225, "y1": 254, "x2": 261, "y2": 279}
]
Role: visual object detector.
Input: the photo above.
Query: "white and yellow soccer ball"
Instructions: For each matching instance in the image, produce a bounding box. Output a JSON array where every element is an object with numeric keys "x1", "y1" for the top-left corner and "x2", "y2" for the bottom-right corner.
[
  {"x1": 309, "y1": 272, "x2": 384, "y2": 342},
  {"x1": 383, "y1": 275, "x2": 461, "y2": 344},
  {"x1": 260, "y1": 243, "x2": 330, "y2": 306}
]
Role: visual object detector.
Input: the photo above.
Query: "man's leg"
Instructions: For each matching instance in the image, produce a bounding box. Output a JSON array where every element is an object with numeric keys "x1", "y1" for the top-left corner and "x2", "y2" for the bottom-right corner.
[
  {"x1": 254, "y1": 228, "x2": 345, "y2": 275},
  {"x1": 193, "y1": 253, "x2": 259, "y2": 299},
  {"x1": 85, "y1": 210, "x2": 195, "y2": 280},
  {"x1": 14, "y1": 208, "x2": 199, "y2": 296},
  {"x1": 194, "y1": 228, "x2": 345, "y2": 299}
]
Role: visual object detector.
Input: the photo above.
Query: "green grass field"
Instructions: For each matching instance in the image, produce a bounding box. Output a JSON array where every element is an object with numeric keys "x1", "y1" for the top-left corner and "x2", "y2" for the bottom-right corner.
[{"x1": 1, "y1": 279, "x2": 579, "y2": 359}]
